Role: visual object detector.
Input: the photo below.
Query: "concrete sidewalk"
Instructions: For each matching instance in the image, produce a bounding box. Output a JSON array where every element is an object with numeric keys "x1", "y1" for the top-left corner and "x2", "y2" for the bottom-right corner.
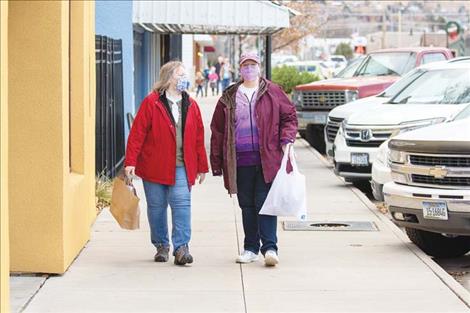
[{"x1": 21, "y1": 96, "x2": 470, "y2": 312}]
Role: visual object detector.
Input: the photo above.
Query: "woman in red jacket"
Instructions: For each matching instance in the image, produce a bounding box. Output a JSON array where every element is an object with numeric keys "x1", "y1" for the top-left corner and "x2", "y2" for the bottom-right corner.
[{"x1": 125, "y1": 61, "x2": 209, "y2": 266}]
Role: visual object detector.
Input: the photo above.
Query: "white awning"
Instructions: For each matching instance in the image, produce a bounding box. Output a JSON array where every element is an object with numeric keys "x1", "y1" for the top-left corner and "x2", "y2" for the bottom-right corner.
[
  {"x1": 133, "y1": 0, "x2": 291, "y2": 35},
  {"x1": 193, "y1": 34, "x2": 213, "y2": 45}
]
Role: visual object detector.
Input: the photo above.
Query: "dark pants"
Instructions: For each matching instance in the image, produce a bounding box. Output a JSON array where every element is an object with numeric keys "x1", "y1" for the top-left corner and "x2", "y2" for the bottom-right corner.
[
  {"x1": 222, "y1": 78, "x2": 231, "y2": 91},
  {"x1": 216, "y1": 79, "x2": 221, "y2": 95},
  {"x1": 236, "y1": 165, "x2": 278, "y2": 255},
  {"x1": 196, "y1": 85, "x2": 204, "y2": 97}
]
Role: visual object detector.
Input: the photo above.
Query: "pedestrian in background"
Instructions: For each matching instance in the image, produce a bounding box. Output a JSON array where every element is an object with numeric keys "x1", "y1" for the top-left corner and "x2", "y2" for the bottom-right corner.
[
  {"x1": 125, "y1": 61, "x2": 209, "y2": 266},
  {"x1": 215, "y1": 56, "x2": 224, "y2": 95},
  {"x1": 203, "y1": 66, "x2": 210, "y2": 97},
  {"x1": 195, "y1": 71, "x2": 205, "y2": 98},
  {"x1": 208, "y1": 66, "x2": 219, "y2": 96},
  {"x1": 210, "y1": 52, "x2": 298, "y2": 267},
  {"x1": 221, "y1": 57, "x2": 233, "y2": 91}
]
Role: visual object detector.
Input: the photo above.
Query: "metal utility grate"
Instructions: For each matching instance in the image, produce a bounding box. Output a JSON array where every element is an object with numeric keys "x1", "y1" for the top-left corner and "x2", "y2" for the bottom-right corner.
[{"x1": 283, "y1": 221, "x2": 379, "y2": 231}]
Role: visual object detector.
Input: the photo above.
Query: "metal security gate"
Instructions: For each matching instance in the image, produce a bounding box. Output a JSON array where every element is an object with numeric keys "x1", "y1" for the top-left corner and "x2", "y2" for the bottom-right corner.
[{"x1": 95, "y1": 35, "x2": 125, "y2": 178}]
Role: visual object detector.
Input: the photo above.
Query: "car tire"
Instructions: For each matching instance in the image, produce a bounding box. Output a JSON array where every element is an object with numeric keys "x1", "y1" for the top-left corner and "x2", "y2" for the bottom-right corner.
[
  {"x1": 306, "y1": 124, "x2": 326, "y2": 154},
  {"x1": 350, "y1": 180, "x2": 372, "y2": 194},
  {"x1": 405, "y1": 228, "x2": 470, "y2": 258},
  {"x1": 371, "y1": 180, "x2": 384, "y2": 202}
]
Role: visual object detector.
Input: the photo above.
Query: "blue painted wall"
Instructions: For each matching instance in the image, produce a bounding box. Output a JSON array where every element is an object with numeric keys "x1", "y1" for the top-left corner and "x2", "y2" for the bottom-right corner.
[{"x1": 95, "y1": 0, "x2": 134, "y2": 138}]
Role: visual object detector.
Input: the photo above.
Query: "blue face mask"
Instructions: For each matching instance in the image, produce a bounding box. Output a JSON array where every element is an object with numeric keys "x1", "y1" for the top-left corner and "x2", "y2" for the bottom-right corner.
[{"x1": 176, "y1": 77, "x2": 190, "y2": 92}]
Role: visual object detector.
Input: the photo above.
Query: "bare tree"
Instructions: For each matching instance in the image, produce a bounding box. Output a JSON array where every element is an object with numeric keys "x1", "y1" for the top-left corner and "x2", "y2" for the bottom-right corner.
[{"x1": 273, "y1": 1, "x2": 329, "y2": 53}]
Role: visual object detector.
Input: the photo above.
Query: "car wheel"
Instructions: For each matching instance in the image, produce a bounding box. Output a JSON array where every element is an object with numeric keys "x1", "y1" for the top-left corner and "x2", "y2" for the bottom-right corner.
[
  {"x1": 405, "y1": 228, "x2": 470, "y2": 258},
  {"x1": 351, "y1": 180, "x2": 372, "y2": 194},
  {"x1": 371, "y1": 180, "x2": 384, "y2": 202},
  {"x1": 306, "y1": 124, "x2": 326, "y2": 154}
]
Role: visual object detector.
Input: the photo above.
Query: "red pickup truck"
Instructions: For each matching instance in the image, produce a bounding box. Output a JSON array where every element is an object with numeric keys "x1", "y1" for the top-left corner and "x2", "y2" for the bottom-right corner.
[{"x1": 292, "y1": 47, "x2": 453, "y2": 153}]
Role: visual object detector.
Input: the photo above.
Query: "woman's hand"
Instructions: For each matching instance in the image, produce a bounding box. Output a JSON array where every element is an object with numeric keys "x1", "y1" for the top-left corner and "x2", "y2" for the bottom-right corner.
[
  {"x1": 197, "y1": 173, "x2": 206, "y2": 184},
  {"x1": 125, "y1": 166, "x2": 136, "y2": 178}
]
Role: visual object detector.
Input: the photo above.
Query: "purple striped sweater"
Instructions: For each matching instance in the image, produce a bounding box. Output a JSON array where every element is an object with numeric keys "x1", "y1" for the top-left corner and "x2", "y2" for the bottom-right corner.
[{"x1": 235, "y1": 86, "x2": 261, "y2": 167}]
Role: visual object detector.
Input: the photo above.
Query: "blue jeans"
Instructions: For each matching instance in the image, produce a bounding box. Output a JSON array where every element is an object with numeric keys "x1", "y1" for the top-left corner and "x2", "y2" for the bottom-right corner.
[
  {"x1": 143, "y1": 167, "x2": 191, "y2": 253},
  {"x1": 236, "y1": 165, "x2": 278, "y2": 255},
  {"x1": 222, "y1": 78, "x2": 231, "y2": 91}
]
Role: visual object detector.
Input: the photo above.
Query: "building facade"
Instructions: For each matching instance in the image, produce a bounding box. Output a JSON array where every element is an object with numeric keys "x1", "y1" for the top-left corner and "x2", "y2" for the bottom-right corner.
[
  {"x1": 0, "y1": 7, "x2": 96, "y2": 312},
  {"x1": 95, "y1": 0, "x2": 134, "y2": 138},
  {"x1": 1, "y1": 1, "x2": 10, "y2": 311}
]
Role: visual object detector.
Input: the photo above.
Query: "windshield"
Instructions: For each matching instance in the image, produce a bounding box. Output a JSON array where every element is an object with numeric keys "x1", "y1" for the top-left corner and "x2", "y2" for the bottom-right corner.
[
  {"x1": 356, "y1": 52, "x2": 417, "y2": 77},
  {"x1": 379, "y1": 69, "x2": 425, "y2": 98},
  {"x1": 335, "y1": 57, "x2": 364, "y2": 78},
  {"x1": 389, "y1": 69, "x2": 470, "y2": 105},
  {"x1": 453, "y1": 104, "x2": 470, "y2": 121}
]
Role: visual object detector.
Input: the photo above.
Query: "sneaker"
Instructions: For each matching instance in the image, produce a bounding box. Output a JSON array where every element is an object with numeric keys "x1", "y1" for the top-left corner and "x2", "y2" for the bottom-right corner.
[
  {"x1": 236, "y1": 250, "x2": 259, "y2": 264},
  {"x1": 264, "y1": 250, "x2": 279, "y2": 267},
  {"x1": 154, "y1": 245, "x2": 170, "y2": 262},
  {"x1": 174, "y1": 245, "x2": 193, "y2": 266}
]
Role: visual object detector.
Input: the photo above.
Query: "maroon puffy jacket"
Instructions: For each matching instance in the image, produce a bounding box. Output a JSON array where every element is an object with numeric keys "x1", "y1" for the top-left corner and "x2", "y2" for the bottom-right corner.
[{"x1": 210, "y1": 78, "x2": 298, "y2": 194}]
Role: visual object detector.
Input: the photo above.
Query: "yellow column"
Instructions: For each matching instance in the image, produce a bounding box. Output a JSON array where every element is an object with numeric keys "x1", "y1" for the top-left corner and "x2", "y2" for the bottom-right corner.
[
  {"x1": 63, "y1": 0, "x2": 97, "y2": 266},
  {"x1": 1, "y1": 1, "x2": 10, "y2": 311},
  {"x1": 8, "y1": 0, "x2": 96, "y2": 274}
]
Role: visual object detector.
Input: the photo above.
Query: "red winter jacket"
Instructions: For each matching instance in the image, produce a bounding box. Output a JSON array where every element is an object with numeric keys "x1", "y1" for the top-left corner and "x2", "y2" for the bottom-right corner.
[{"x1": 125, "y1": 91, "x2": 209, "y2": 186}]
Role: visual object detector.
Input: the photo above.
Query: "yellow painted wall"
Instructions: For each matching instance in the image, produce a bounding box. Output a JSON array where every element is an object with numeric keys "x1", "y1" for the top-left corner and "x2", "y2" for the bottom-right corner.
[
  {"x1": 63, "y1": 0, "x2": 97, "y2": 266},
  {"x1": 1, "y1": 1, "x2": 10, "y2": 311},
  {"x1": 8, "y1": 1, "x2": 96, "y2": 274}
]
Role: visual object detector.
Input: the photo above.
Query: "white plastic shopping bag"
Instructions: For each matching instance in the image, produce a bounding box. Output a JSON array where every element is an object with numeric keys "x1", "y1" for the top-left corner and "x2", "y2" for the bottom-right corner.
[{"x1": 260, "y1": 144, "x2": 307, "y2": 220}]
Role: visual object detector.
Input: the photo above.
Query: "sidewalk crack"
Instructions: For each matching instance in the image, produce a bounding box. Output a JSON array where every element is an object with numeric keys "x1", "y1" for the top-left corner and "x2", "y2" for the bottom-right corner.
[{"x1": 233, "y1": 197, "x2": 248, "y2": 313}]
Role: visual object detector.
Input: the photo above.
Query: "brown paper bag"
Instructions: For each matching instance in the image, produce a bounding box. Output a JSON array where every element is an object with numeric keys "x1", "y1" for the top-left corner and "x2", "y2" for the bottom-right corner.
[{"x1": 110, "y1": 175, "x2": 140, "y2": 230}]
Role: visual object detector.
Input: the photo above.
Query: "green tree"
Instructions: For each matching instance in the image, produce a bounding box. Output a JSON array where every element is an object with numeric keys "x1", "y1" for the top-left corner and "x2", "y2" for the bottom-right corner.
[
  {"x1": 272, "y1": 66, "x2": 319, "y2": 94},
  {"x1": 334, "y1": 43, "x2": 353, "y2": 60}
]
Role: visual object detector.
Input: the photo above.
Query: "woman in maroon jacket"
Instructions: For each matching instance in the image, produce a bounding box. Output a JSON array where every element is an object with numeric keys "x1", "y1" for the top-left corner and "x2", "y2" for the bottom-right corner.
[
  {"x1": 125, "y1": 61, "x2": 209, "y2": 265},
  {"x1": 210, "y1": 53, "x2": 298, "y2": 266}
]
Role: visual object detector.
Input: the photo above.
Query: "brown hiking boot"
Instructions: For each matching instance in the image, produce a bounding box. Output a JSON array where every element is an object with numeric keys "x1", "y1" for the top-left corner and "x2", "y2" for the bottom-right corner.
[
  {"x1": 154, "y1": 245, "x2": 170, "y2": 262},
  {"x1": 174, "y1": 245, "x2": 193, "y2": 266}
]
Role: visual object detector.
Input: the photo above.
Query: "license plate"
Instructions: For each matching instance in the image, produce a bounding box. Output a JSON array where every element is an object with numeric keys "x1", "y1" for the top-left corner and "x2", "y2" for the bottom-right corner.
[
  {"x1": 300, "y1": 112, "x2": 327, "y2": 124},
  {"x1": 422, "y1": 201, "x2": 448, "y2": 220},
  {"x1": 351, "y1": 153, "x2": 369, "y2": 166},
  {"x1": 312, "y1": 114, "x2": 327, "y2": 124}
]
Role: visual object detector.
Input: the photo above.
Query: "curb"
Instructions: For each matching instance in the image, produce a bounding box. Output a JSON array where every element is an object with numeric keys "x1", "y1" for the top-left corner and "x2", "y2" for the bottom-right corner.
[{"x1": 299, "y1": 138, "x2": 470, "y2": 308}]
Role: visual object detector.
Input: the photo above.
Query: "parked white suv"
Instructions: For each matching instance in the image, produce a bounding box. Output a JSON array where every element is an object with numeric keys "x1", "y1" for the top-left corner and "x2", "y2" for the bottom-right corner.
[
  {"x1": 333, "y1": 62, "x2": 470, "y2": 186},
  {"x1": 325, "y1": 68, "x2": 425, "y2": 160},
  {"x1": 383, "y1": 113, "x2": 470, "y2": 258},
  {"x1": 373, "y1": 103, "x2": 470, "y2": 202},
  {"x1": 326, "y1": 58, "x2": 470, "y2": 160}
]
